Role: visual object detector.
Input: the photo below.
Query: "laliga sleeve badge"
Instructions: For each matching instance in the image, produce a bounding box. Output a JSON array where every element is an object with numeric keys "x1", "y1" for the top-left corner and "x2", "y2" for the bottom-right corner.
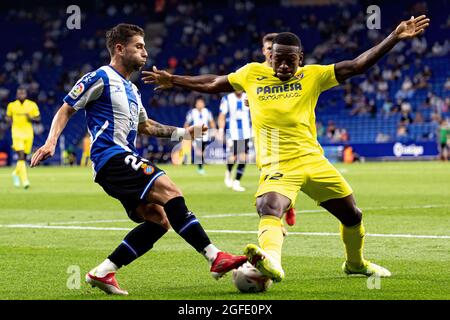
[{"x1": 69, "y1": 82, "x2": 85, "y2": 99}]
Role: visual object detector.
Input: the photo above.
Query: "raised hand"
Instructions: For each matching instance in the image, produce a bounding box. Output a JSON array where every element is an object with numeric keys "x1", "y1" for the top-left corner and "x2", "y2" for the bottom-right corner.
[
  {"x1": 141, "y1": 66, "x2": 174, "y2": 90},
  {"x1": 394, "y1": 15, "x2": 430, "y2": 40}
]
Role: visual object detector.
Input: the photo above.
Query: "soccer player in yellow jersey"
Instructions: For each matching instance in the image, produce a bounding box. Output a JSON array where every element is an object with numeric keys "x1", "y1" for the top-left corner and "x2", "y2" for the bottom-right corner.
[
  {"x1": 260, "y1": 32, "x2": 297, "y2": 226},
  {"x1": 6, "y1": 87, "x2": 41, "y2": 189},
  {"x1": 142, "y1": 15, "x2": 430, "y2": 283}
]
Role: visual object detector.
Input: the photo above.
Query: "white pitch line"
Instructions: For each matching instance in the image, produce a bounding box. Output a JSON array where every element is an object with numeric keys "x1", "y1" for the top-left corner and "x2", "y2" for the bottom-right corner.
[
  {"x1": 1, "y1": 224, "x2": 449, "y2": 239},
  {"x1": 49, "y1": 219, "x2": 129, "y2": 225},
  {"x1": 0, "y1": 224, "x2": 130, "y2": 231},
  {"x1": 46, "y1": 203, "x2": 449, "y2": 225}
]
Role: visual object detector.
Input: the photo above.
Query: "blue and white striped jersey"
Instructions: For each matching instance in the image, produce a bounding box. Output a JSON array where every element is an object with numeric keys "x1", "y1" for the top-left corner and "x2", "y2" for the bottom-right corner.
[
  {"x1": 185, "y1": 107, "x2": 213, "y2": 142},
  {"x1": 63, "y1": 65, "x2": 148, "y2": 174},
  {"x1": 219, "y1": 92, "x2": 252, "y2": 140}
]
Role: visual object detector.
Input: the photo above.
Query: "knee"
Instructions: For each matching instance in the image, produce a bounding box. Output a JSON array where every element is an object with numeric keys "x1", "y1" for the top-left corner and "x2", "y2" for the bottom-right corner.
[
  {"x1": 345, "y1": 206, "x2": 362, "y2": 226},
  {"x1": 164, "y1": 182, "x2": 183, "y2": 200},
  {"x1": 256, "y1": 198, "x2": 284, "y2": 218}
]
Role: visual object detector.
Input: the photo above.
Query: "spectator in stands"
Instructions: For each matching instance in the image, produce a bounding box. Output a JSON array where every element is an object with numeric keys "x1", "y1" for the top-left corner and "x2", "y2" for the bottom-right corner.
[
  {"x1": 381, "y1": 99, "x2": 394, "y2": 117},
  {"x1": 422, "y1": 65, "x2": 432, "y2": 80},
  {"x1": 430, "y1": 93, "x2": 446, "y2": 115},
  {"x1": 413, "y1": 70, "x2": 429, "y2": 89},
  {"x1": 411, "y1": 36, "x2": 428, "y2": 56},
  {"x1": 400, "y1": 109, "x2": 414, "y2": 125},
  {"x1": 376, "y1": 77, "x2": 389, "y2": 100},
  {"x1": 395, "y1": 76, "x2": 415, "y2": 100},
  {"x1": 401, "y1": 100, "x2": 412, "y2": 113},
  {"x1": 376, "y1": 132, "x2": 391, "y2": 143},
  {"x1": 340, "y1": 129, "x2": 349, "y2": 143},
  {"x1": 360, "y1": 78, "x2": 375, "y2": 94},
  {"x1": 430, "y1": 41, "x2": 446, "y2": 57},
  {"x1": 350, "y1": 89, "x2": 368, "y2": 116},
  {"x1": 396, "y1": 124, "x2": 409, "y2": 141},
  {"x1": 414, "y1": 111, "x2": 425, "y2": 124},
  {"x1": 326, "y1": 120, "x2": 337, "y2": 140},
  {"x1": 418, "y1": 96, "x2": 433, "y2": 111},
  {"x1": 443, "y1": 97, "x2": 450, "y2": 114},
  {"x1": 444, "y1": 78, "x2": 450, "y2": 91},
  {"x1": 316, "y1": 121, "x2": 325, "y2": 138},
  {"x1": 368, "y1": 99, "x2": 377, "y2": 118}
]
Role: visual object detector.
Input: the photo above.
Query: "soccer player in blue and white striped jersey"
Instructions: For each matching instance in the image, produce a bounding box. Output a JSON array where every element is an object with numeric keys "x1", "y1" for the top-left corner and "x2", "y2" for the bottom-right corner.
[
  {"x1": 218, "y1": 91, "x2": 252, "y2": 191},
  {"x1": 31, "y1": 23, "x2": 246, "y2": 295},
  {"x1": 184, "y1": 96, "x2": 216, "y2": 175}
]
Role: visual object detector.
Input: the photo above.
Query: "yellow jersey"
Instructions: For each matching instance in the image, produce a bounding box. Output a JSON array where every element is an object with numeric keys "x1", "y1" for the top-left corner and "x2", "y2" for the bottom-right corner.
[
  {"x1": 6, "y1": 99, "x2": 40, "y2": 138},
  {"x1": 228, "y1": 63, "x2": 339, "y2": 168}
]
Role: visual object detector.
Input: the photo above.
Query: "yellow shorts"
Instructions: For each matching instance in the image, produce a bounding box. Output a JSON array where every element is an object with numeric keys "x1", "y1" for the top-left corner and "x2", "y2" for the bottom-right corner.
[
  {"x1": 255, "y1": 153, "x2": 353, "y2": 206},
  {"x1": 12, "y1": 136, "x2": 33, "y2": 154}
]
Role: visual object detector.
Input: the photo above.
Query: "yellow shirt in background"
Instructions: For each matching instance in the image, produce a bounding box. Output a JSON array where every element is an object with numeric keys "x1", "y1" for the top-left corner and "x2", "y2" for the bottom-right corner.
[{"x1": 6, "y1": 99, "x2": 40, "y2": 138}]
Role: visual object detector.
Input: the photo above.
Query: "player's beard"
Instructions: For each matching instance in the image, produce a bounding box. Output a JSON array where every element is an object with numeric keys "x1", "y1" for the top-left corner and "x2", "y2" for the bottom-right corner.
[{"x1": 124, "y1": 56, "x2": 146, "y2": 72}]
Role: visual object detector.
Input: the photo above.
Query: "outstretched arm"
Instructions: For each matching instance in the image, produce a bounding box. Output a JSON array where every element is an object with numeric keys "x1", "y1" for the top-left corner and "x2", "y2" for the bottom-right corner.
[
  {"x1": 141, "y1": 67, "x2": 235, "y2": 94},
  {"x1": 138, "y1": 118, "x2": 208, "y2": 140},
  {"x1": 335, "y1": 15, "x2": 430, "y2": 83},
  {"x1": 31, "y1": 103, "x2": 77, "y2": 167}
]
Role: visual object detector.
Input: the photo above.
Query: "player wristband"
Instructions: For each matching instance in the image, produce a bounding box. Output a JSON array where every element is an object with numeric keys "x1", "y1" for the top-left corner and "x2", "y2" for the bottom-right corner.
[{"x1": 173, "y1": 127, "x2": 187, "y2": 141}]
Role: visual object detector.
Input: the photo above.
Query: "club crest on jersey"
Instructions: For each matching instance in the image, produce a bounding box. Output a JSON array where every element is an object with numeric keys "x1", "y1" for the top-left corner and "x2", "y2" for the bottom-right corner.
[
  {"x1": 69, "y1": 82, "x2": 85, "y2": 99},
  {"x1": 294, "y1": 73, "x2": 304, "y2": 80},
  {"x1": 141, "y1": 163, "x2": 155, "y2": 175}
]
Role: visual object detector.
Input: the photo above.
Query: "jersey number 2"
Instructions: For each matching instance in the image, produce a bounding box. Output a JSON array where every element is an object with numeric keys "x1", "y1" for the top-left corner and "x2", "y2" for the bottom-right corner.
[{"x1": 124, "y1": 154, "x2": 147, "y2": 171}]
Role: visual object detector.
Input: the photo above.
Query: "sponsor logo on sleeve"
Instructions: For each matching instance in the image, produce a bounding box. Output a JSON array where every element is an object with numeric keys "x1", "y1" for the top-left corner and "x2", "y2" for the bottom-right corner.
[{"x1": 68, "y1": 82, "x2": 85, "y2": 99}]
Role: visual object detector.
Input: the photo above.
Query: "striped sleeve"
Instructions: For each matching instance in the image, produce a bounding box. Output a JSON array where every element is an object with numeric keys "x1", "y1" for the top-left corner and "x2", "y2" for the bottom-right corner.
[{"x1": 64, "y1": 70, "x2": 105, "y2": 110}]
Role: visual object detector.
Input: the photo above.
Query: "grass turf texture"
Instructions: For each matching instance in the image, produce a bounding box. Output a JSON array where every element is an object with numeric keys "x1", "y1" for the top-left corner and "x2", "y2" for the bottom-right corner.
[{"x1": 0, "y1": 162, "x2": 449, "y2": 300}]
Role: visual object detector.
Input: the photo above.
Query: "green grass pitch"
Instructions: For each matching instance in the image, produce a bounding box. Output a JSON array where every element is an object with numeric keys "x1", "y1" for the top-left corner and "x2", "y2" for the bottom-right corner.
[{"x1": 0, "y1": 161, "x2": 449, "y2": 300}]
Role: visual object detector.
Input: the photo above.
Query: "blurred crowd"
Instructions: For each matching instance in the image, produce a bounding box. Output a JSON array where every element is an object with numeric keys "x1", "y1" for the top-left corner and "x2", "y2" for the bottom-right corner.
[{"x1": 0, "y1": 0, "x2": 449, "y2": 158}]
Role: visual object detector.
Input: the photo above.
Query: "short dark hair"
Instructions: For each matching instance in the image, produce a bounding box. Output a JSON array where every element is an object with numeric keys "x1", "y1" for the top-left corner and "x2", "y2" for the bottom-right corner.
[
  {"x1": 272, "y1": 32, "x2": 302, "y2": 49},
  {"x1": 194, "y1": 95, "x2": 205, "y2": 105},
  {"x1": 262, "y1": 33, "x2": 278, "y2": 45},
  {"x1": 106, "y1": 23, "x2": 145, "y2": 56}
]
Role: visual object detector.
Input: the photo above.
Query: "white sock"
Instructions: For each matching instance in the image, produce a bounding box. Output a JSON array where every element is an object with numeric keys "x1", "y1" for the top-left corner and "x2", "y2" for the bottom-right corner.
[
  {"x1": 92, "y1": 259, "x2": 119, "y2": 277},
  {"x1": 202, "y1": 244, "x2": 221, "y2": 265}
]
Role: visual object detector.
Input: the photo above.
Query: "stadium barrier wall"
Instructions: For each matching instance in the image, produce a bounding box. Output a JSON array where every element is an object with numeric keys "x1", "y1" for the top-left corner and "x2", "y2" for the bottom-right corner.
[{"x1": 322, "y1": 141, "x2": 439, "y2": 162}]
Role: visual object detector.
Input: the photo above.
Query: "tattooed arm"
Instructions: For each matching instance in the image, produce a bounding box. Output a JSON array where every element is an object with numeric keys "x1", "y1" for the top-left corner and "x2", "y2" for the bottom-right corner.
[
  {"x1": 138, "y1": 118, "x2": 177, "y2": 138},
  {"x1": 138, "y1": 118, "x2": 208, "y2": 139}
]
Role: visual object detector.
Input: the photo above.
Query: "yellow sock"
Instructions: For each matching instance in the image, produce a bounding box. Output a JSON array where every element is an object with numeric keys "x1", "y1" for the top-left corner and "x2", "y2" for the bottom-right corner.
[
  {"x1": 258, "y1": 215, "x2": 284, "y2": 265},
  {"x1": 340, "y1": 222, "x2": 365, "y2": 268},
  {"x1": 16, "y1": 160, "x2": 29, "y2": 185}
]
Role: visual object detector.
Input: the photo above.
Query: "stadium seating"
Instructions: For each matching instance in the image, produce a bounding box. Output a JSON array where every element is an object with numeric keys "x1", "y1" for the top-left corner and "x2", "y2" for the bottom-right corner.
[{"x1": 0, "y1": 0, "x2": 448, "y2": 163}]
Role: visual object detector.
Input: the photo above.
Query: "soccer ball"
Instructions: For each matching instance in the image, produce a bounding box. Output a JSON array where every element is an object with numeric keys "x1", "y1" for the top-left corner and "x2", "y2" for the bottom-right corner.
[{"x1": 232, "y1": 262, "x2": 273, "y2": 293}]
